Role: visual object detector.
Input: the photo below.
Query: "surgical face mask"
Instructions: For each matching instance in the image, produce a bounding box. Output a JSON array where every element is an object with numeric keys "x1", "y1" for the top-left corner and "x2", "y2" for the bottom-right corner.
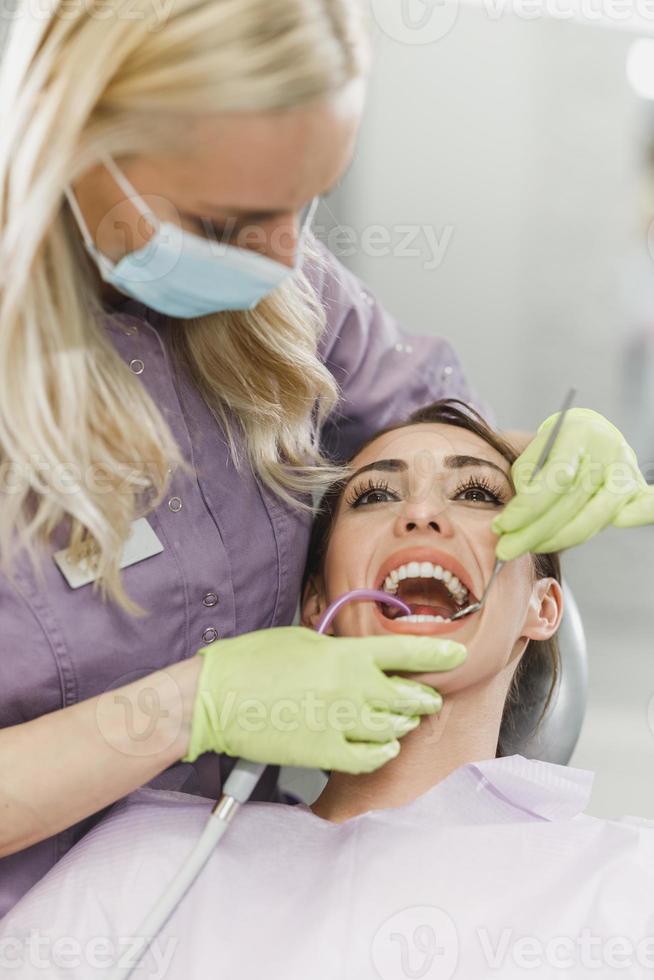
[{"x1": 64, "y1": 153, "x2": 319, "y2": 318}]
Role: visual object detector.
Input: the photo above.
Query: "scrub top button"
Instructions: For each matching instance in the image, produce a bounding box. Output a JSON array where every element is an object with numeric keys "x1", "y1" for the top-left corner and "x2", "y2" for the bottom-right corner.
[
  {"x1": 441, "y1": 365, "x2": 453, "y2": 382},
  {"x1": 168, "y1": 496, "x2": 183, "y2": 512},
  {"x1": 129, "y1": 358, "x2": 145, "y2": 375},
  {"x1": 202, "y1": 627, "x2": 218, "y2": 643},
  {"x1": 202, "y1": 592, "x2": 219, "y2": 607}
]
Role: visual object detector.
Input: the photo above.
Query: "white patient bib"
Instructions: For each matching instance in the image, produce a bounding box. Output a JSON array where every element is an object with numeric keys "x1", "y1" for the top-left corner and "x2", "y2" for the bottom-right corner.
[{"x1": 2, "y1": 755, "x2": 654, "y2": 979}]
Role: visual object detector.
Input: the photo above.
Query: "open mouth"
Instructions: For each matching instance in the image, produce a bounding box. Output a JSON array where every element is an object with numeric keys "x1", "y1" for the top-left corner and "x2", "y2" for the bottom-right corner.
[{"x1": 376, "y1": 556, "x2": 478, "y2": 624}]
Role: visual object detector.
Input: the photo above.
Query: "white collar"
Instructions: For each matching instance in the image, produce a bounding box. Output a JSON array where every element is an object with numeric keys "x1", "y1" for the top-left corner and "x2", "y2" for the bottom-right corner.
[
  {"x1": 392, "y1": 753, "x2": 596, "y2": 824},
  {"x1": 299, "y1": 754, "x2": 596, "y2": 828}
]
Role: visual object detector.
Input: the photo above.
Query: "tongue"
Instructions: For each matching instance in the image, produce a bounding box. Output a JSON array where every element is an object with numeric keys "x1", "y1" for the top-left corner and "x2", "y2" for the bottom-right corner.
[{"x1": 408, "y1": 603, "x2": 453, "y2": 618}]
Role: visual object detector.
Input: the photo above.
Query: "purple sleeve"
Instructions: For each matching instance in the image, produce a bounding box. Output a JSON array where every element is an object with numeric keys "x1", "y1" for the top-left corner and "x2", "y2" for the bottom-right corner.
[{"x1": 303, "y1": 235, "x2": 494, "y2": 462}]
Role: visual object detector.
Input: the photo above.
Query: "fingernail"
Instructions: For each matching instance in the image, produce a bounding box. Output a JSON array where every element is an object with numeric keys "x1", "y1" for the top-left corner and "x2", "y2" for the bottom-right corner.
[
  {"x1": 434, "y1": 645, "x2": 467, "y2": 667},
  {"x1": 396, "y1": 715, "x2": 421, "y2": 735},
  {"x1": 422, "y1": 702, "x2": 442, "y2": 717},
  {"x1": 420, "y1": 693, "x2": 443, "y2": 713},
  {"x1": 400, "y1": 692, "x2": 442, "y2": 714},
  {"x1": 384, "y1": 740, "x2": 401, "y2": 760}
]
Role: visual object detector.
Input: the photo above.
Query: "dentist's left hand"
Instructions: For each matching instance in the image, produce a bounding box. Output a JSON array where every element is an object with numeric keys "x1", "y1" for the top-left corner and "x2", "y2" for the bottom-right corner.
[
  {"x1": 181, "y1": 627, "x2": 467, "y2": 774},
  {"x1": 492, "y1": 408, "x2": 648, "y2": 558}
]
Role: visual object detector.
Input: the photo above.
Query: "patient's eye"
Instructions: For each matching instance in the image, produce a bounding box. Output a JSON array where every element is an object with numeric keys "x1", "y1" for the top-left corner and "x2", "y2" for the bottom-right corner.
[
  {"x1": 452, "y1": 475, "x2": 506, "y2": 506},
  {"x1": 346, "y1": 478, "x2": 401, "y2": 508}
]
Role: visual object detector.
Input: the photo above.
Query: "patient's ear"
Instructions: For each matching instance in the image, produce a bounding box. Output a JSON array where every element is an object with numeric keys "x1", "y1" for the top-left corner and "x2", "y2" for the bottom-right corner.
[
  {"x1": 300, "y1": 573, "x2": 330, "y2": 631},
  {"x1": 522, "y1": 578, "x2": 564, "y2": 641}
]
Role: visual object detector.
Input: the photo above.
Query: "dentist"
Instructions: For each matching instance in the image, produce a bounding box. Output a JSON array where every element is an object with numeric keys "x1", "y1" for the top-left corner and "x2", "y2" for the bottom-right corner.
[
  {"x1": 0, "y1": 0, "x2": 651, "y2": 920},
  {"x1": 0, "y1": 0, "x2": 472, "y2": 916}
]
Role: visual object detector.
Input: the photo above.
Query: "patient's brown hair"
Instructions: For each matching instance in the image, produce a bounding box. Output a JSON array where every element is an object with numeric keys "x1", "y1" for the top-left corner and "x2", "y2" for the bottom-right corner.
[{"x1": 303, "y1": 399, "x2": 561, "y2": 759}]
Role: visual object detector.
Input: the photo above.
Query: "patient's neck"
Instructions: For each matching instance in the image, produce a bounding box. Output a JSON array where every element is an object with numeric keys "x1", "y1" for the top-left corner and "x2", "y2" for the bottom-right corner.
[{"x1": 311, "y1": 666, "x2": 513, "y2": 823}]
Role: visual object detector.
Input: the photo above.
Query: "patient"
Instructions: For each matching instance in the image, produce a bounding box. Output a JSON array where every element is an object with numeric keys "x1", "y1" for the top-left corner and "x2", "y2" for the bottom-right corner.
[
  {"x1": 300, "y1": 398, "x2": 563, "y2": 822},
  {"x1": 2, "y1": 401, "x2": 652, "y2": 980}
]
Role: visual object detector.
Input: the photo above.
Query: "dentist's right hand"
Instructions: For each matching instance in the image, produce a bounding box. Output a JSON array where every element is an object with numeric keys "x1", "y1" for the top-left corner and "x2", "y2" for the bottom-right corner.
[{"x1": 182, "y1": 627, "x2": 467, "y2": 774}]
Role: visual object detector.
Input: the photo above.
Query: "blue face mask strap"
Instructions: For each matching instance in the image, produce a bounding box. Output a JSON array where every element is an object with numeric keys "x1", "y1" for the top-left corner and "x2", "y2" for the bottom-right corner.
[
  {"x1": 63, "y1": 182, "x2": 99, "y2": 257},
  {"x1": 300, "y1": 195, "x2": 319, "y2": 234},
  {"x1": 63, "y1": 152, "x2": 161, "y2": 263},
  {"x1": 294, "y1": 195, "x2": 319, "y2": 266},
  {"x1": 98, "y1": 152, "x2": 161, "y2": 234}
]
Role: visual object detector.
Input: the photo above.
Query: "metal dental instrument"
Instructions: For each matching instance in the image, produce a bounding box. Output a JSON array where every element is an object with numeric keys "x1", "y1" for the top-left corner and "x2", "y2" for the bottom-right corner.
[
  {"x1": 449, "y1": 387, "x2": 577, "y2": 622},
  {"x1": 110, "y1": 588, "x2": 410, "y2": 980}
]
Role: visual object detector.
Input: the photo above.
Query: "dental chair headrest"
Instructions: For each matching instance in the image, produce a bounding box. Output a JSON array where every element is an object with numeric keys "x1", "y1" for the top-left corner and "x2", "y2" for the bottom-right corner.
[{"x1": 499, "y1": 580, "x2": 588, "y2": 765}]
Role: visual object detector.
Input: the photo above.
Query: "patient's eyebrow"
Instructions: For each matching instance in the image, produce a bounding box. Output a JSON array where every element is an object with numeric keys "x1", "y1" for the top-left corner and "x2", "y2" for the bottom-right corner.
[
  {"x1": 344, "y1": 459, "x2": 408, "y2": 488},
  {"x1": 443, "y1": 454, "x2": 511, "y2": 482}
]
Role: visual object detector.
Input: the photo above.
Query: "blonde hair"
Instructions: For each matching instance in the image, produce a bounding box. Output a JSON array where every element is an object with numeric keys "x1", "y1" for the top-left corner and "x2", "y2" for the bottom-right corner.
[{"x1": 0, "y1": 0, "x2": 369, "y2": 614}]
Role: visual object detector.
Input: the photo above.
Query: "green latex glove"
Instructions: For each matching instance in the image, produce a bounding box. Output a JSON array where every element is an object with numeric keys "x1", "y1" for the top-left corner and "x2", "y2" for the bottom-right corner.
[
  {"x1": 612, "y1": 484, "x2": 654, "y2": 527},
  {"x1": 492, "y1": 408, "x2": 645, "y2": 559},
  {"x1": 183, "y1": 626, "x2": 467, "y2": 774}
]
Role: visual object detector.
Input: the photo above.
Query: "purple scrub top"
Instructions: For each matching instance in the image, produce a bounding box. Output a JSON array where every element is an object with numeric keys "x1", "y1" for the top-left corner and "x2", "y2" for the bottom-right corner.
[{"x1": 0, "y1": 235, "x2": 488, "y2": 917}]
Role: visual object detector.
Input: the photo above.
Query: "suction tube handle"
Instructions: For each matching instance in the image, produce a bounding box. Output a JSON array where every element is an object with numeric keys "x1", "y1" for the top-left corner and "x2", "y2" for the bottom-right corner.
[{"x1": 220, "y1": 758, "x2": 267, "y2": 804}]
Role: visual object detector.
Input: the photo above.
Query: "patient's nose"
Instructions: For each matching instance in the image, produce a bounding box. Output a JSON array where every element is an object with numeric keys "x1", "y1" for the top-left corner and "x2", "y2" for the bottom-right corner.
[{"x1": 395, "y1": 500, "x2": 455, "y2": 537}]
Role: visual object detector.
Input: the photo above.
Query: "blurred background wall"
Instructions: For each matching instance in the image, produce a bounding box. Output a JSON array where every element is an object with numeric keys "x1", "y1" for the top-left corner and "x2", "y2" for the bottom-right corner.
[{"x1": 313, "y1": 6, "x2": 654, "y2": 818}]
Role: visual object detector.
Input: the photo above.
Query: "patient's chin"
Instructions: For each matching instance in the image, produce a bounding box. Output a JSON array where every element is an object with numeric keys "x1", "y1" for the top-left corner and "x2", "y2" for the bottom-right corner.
[{"x1": 406, "y1": 631, "x2": 510, "y2": 693}]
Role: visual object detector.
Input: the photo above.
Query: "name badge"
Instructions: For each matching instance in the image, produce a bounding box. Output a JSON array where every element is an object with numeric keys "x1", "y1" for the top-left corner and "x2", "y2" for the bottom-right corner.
[{"x1": 53, "y1": 517, "x2": 164, "y2": 589}]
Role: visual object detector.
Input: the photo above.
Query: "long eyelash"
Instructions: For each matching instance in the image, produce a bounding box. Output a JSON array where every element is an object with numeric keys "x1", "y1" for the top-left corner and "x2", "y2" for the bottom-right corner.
[
  {"x1": 453, "y1": 474, "x2": 507, "y2": 504},
  {"x1": 345, "y1": 477, "x2": 391, "y2": 508}
]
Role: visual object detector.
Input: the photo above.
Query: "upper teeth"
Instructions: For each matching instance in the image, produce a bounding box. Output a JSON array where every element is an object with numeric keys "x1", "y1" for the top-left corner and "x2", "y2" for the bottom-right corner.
[{"x1": 382, "y1": 561, "x2": 469, "y2": 606}]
